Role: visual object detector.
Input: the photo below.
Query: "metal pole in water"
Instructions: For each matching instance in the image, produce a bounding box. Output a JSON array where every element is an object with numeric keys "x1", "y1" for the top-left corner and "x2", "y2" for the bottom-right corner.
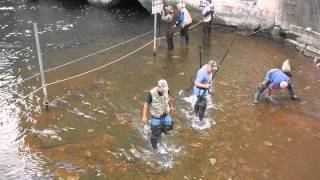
[
  {"x1": 199, "y1": 46, "x2": 202, "y2": 69},
  {"x1": 153, "y1": 13, "x2": 157, "y2": 56},
  {"x1": 158, "y1": 14, "x2": 161, "y2": 47},
  {"x1": 33, "y1": 23, "x2": 49, "y2": 112}
]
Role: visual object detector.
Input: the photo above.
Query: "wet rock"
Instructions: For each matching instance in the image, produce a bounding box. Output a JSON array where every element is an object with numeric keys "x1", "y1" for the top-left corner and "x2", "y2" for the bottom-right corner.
[
  {"x1": 39, "y1": 137, "x2": 65, "y2": 148},
  {"x1": 208, "y1": 158, "x2": 216, "y2": 166},
  {"x1": 85, "y1": 150, "x2": 92, "y2": 158},
  {"x1": 87, "y1": 129, "x2": 95, "y2": 133},
  {"x1": 129, "y1": 148, "x2": 136, "y2": 155},
  {"x1": 102, "y1": 133, "x2": 116, "y2": 145},
  {"x1": 49, "y1": 98, "x2": 68, "y2": 108},
  {"x1": 264, "y1": 141, "x2": 273, "y2": 147},
  {"x1": 191, "y1": 142, "x2": 203, "y2": 149},
  {"x1": 238, "y1": 158, "x2": 246, "y2": 165},
  {"x1": 115, "y1": 113, "x2": 133, "y2": 125}
]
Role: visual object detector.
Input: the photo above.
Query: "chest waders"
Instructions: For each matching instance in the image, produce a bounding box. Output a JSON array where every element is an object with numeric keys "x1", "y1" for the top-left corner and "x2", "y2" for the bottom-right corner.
[
  {"x1": 194, "y1": 88, "x2": 208, "y2": 121},
  {"x1": 149, "y1": 91, "x2": 173, "y2": 150}
]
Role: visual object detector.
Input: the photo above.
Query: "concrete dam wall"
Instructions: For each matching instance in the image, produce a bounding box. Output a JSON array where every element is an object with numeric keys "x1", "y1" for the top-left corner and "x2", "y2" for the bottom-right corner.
[{"x1": 87, "y1": 0, "x2": 320, "y2": 56}]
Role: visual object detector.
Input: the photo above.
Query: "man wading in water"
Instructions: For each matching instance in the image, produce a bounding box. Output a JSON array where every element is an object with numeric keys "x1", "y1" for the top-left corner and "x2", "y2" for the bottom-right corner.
[
  {"x1": 253, "y1": 60, "x2": 300, "y2": 104},
  {"x1": 176, "y1": 2, "x2": 192, "y2": 46},
  {"x1": 194, "y1": 60, "x2": 217, "y2": 121},
  {"x1": 201, "y1": 0, "x2": 214, "y2": 35},
  {"x1": 142, "y1": 79, "x2": 174, "y2": 150},
  {"x1": 161, "y1": 5, "x2": 176, "y2": 52}
]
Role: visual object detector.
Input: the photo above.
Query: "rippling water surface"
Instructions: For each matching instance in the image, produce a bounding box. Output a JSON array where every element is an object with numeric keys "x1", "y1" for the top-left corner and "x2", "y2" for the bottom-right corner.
[{"x1": 1, "y1": 0, "x2": 320, "y2": 179}]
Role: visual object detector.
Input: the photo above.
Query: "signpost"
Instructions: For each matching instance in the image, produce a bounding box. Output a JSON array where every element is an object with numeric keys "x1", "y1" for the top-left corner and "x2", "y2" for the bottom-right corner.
[{"x1": 152, "y1": 0, "x2": 163, "y2": 56}]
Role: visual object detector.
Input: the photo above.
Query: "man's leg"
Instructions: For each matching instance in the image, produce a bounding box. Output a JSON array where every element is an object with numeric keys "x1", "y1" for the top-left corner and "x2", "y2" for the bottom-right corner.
[
  {"x1": 203, "y1": 22, "x2": 208, "y2": 35},
  {"x1": 287, "y1": 84, "x2": 300, "y2": 100},
  {"x1": 184, "y1": 25, "x2": 190, "y2": 44},
  {"x1": 208, "y1": 20, "x2": 212, "y2": 34},
  {"x1": 253, "y1": 80, "x2": 270, "y2": 104},
  {"x1": 167, "y1": 32, "x2": 174, "y2": 50},
  {"x1": 180, "y1": 27, "x2": 185, "y2": 43},
  {"x1": 150, "y1": 118, "x2": 162, "y2": 150},
  {"x1": 161, "y1": 114, "x2": 173, "y2": 134},
  {"x1": 198, "y1": 97, "x2": 207, "y2": 121}
]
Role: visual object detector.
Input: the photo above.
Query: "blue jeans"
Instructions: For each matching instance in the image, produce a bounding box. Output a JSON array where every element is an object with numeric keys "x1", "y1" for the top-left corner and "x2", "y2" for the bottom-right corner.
[{"x1": 150, "y1": 114, "x2": 172, "y2": 126}]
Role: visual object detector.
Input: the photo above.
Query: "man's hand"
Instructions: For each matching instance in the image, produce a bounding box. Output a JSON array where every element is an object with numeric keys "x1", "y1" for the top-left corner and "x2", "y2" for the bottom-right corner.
[
  {"x1": 203, "y1": 84, "x2": 210, "y2": 89},
  {"x1": 142, "y1": 116, "x2": 148, "y2": 123}
]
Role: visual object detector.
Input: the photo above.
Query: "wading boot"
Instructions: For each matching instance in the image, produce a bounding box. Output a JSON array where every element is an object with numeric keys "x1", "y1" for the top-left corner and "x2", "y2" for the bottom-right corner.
[
  {"x1": 253, "y1": 90, "x2": 261, "y2": 104},
  {"x1": 151, "y1": 136, "x2": 158, "y2": 150},
  {"x1": 253, "y1": 80, "x2": 270, "y2": 104},
  {"x1": 288, "y1": 84, "x2": 300, "y2": 100},
  {"x1": 198, "y1": 98, "x2": 207, "y2": 121}
]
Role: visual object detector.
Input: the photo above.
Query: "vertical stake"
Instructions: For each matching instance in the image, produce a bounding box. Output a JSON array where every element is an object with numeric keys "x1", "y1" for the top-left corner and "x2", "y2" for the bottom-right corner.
[
  {"x1": 199, "y1": 45, "x2": 202, "y2": 69},
  {"x1": 158, "y1": 13, "x2": 161, "y2": 47},
  {"x1": 33, "y1": 23, "x2": 49, "y2": 112},
  {"x1": 153, "y1": 13, "x2": 157, "y2": 56}
]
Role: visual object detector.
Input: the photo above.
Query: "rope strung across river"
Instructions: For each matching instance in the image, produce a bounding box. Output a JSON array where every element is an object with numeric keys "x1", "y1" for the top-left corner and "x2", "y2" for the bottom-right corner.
[
  {"x1": 0, "y1": 30, "x2": 154, "y2": 90},
  {"x1": 2, "y1": 19, "x2": 204, "y2": 105}
]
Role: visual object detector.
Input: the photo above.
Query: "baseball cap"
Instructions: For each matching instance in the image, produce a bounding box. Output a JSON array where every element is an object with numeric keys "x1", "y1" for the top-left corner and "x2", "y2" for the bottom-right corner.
[
  {"x1": 176, "y1": 2, "x2": 184, "y2": 9},
  {"x1": 208, "y1": 60, "x2": 217, "y2": 68},
  {"x1": 158, "y1": 79, "x2": 169, "y2": 91},
  {"x1": 165, "y1": 5, "x2": 173, "y2": 13}
]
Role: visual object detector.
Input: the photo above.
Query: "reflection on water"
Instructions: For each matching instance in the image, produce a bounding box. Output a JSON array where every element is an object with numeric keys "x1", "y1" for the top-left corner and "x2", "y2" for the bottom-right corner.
[{"x1": 0, "y1": 0, "x2": 320, "y2": 179}]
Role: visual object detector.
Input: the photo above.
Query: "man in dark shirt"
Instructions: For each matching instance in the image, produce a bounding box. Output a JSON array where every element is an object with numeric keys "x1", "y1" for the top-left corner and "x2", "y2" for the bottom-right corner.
[{"x1": 142, "y1": 79, "x2": 174, "y2": 150}]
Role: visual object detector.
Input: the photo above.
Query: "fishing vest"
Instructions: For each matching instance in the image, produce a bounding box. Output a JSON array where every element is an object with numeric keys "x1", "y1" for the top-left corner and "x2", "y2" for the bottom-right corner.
[
  {"x1": 181, "y1": 8, "x2": 192, "y2": 27},
  {"x1": 150, "y1": 88, "x2": 169, "y2": 118}
]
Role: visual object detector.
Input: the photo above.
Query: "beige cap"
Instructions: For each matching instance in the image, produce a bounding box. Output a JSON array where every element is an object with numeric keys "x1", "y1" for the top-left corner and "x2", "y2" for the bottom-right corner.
[
  {"x1": 281, "y1": 59, "x2": 291, "y2": 72},
  {"x1": 176, "y1": 2, "x2": 184, "y2": 9},
  {"x1": 158, "y1": 79, "x2": 169, "y2": 91}
]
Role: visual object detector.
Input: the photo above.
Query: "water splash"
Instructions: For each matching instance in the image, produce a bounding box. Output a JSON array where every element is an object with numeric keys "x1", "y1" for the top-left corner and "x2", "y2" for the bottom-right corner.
[
  {"x1": 118, "y1": 123, "x2": 182, "y2": 169},
  {"x1": 179, "y1": 90, "x2": 221, "y2": 130}
]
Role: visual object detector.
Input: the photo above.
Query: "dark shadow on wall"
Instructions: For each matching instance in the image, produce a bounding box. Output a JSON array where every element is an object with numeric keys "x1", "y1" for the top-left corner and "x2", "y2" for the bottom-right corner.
[{"x1": 114, "y1": 0, "x2": 149, "y2": 14}]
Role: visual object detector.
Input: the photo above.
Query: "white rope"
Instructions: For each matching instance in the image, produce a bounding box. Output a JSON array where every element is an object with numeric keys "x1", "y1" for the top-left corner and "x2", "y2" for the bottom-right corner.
[
  {"x1": 1, "y1": 30, "x2": 153, "y2": 89},
  {"x1": 4, "y1": 20, "x2": 205, "y2": 105},
  {"x1": 46, "y1": 40, "x2": 153, "y2": 87}
]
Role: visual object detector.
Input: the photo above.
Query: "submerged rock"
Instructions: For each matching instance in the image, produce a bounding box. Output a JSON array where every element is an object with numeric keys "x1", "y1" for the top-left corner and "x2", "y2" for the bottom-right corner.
[
  {"x1": 49, "y1": 97, "x2": 68, "y2": 108},
  {"x1": 264, "y1": 141, "x2": 273, "y2": 147},
  {"x1": 208, "y1": 158, "x2": 216, "y2": 166}
]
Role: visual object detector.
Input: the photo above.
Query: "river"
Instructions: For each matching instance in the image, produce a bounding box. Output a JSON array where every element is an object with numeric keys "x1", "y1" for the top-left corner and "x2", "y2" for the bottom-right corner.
[{"x1": 0, "y1": 0, "x2": 320, "y2": 179}]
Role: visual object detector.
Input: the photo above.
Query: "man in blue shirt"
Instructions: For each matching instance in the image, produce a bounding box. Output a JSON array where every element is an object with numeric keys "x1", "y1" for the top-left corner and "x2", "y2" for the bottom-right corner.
[
  {"x1": 194, "y1": 60, "x2": 217, "y2": 121},
  {"x1": 253, "y1": 68, "x2": 299, "y2": 104}
]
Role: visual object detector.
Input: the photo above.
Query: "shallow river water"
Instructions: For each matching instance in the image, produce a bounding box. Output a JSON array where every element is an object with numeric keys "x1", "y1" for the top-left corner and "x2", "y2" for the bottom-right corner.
[{"x1": 0, "y1": 0, "x2": 320, "y2": 179}]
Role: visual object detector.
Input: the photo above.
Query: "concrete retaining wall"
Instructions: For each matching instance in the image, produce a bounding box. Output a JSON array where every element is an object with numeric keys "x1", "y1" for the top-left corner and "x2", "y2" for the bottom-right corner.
[{"x1": 87, "y1": 0, "x2": 320, "y2": 56}]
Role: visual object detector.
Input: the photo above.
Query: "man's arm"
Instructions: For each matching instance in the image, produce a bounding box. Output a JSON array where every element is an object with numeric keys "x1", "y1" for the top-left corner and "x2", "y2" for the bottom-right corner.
[
  {"x1": 142, "y1": 102, "x2": 149, "y2": 123},
  {"x1": 169, "y1": 96, "x2": 174, "y2": 111}
]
